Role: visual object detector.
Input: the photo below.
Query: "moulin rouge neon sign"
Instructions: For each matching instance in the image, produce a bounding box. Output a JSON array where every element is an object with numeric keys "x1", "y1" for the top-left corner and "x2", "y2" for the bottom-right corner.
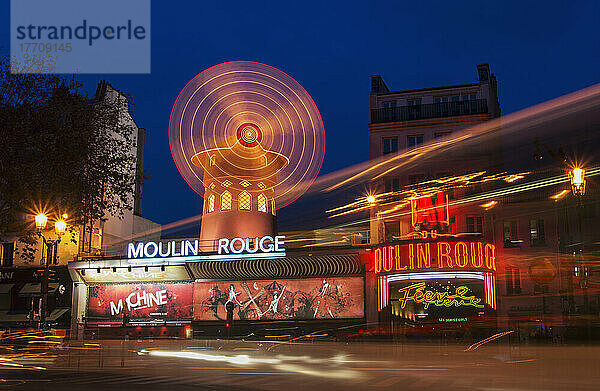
[
  {"x1": 127, "y1": 235, "x2": 286, "y2": 259},
  {"x1": 396, "y1": 282, "x2": 484, "y2": 310},
  {"x1": 372, "y1": 241, "x2": 496, "y2": 274}
]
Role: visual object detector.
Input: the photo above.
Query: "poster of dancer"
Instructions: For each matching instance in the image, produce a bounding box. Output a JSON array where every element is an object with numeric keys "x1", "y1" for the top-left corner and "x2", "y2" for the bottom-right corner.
[{"x1": 193, "y1": 277, "x2": 364, "y2": 321}]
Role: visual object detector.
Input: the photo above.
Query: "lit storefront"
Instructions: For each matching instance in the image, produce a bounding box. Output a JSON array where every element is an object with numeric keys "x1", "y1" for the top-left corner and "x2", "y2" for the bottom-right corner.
[
  {"x1": 371, "y1": 190, "x2": 499, "y2": 336},
  {"x1": 69, "y1": 237, "x2": 367, "y2": 339},
  {"x1": 374, "y1": 240, "x2": 497, "y2": 322}
]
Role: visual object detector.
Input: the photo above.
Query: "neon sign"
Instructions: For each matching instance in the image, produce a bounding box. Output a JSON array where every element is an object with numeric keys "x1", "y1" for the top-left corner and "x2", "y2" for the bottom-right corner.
[
  {"x1": 127, "y1": 236, "x2": 285, "y2": 259},
  {"x1": 411, "y1": 191, "x2": 449, "y2": 229},
  {"x1": 128, "y1": 240, "x2": 198, "y2": 259},
  {"x1": 396, "y1": 282, "x2": 484, "y2": 310},
  {"x1": 372, "y1": 241, "x2": 496, "y2": 274},
  {"x1": 110, "y1": 289, "x2": 168, "y2": 316},
  {"x1": 217, "y1": 235, "x2": 285, "y2": 255}
]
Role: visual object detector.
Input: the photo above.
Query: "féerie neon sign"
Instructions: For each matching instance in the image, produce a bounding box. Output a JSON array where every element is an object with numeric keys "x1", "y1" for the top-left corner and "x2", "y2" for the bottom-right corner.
[{"x1": 397, "y1": 282, "x2": 483, "y2": 310}]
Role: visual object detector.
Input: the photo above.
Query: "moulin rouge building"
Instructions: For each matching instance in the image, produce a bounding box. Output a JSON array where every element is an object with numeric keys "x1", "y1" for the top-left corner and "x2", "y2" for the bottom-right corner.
[{"x1": 67, "y1": 62, "x2": 499, "y2": 339}]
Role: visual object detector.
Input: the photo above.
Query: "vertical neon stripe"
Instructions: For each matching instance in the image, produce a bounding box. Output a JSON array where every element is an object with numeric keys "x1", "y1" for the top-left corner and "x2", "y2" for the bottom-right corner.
[{"x1": 377, "y1": 276, "x2": 389, "y2": 311}]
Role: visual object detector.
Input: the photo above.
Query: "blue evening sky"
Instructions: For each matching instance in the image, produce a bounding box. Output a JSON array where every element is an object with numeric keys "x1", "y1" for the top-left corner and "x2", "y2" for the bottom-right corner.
[{"x1": 2, "y1": 1, "x2": 598, "y2": 230}]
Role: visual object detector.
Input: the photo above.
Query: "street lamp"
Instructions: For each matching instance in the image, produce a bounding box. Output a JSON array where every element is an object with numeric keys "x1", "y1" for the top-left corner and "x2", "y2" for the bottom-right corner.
[
  {"x1": 570, "y1": 167, "x2": 586, "y2": 196},
  {"x1": 35, "y1": 213, "x2": 48, "y2": 230},
  {"x1": 54, "y1": 220, "x2": 66, "y2": 236},
  {"x1": 34, "y1": 214, "x2": 68, "y2": 329},
  {"x1": 568, "y1": 166, "x2": 590, "y2": 337}
]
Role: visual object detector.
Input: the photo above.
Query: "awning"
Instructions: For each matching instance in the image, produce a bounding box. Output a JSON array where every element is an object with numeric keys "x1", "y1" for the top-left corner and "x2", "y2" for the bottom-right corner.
[
  {"x1": 0, "y1": 284, "x2": 14, "y2": 294},
  {"x1": 0, "y1": 311, "x2": 29, "y2": 322},
  {"x1": 47, "y1": 308, "x2": 69, "y2": 321},
  {"x1": 188, "y1": 254, "x2": 364, "y2": 280},
  {"x1": 18, "y1": 283, "x2": 59, "y2": 296}
]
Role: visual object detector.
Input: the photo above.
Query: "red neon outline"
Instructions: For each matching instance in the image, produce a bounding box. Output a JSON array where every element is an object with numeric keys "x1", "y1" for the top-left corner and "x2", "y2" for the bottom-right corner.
[
  {"x1": 168, "y1": 61, "x2": 326, "y2": 210},
  {"x1": 236, "y1": 122, "x2": 262, "y2": 147}
]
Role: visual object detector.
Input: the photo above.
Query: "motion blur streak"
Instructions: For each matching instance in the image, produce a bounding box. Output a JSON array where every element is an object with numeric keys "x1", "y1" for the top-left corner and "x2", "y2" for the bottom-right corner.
[
  {"x1": 144, "y1": 349, "x2": 279, "y2": 364},
  {"x1": 326, "y1": 167, "x2": 600, "y2": 230},
  {"x1": 142, "y1": 349, "x2": 363, "y2": 379},
  {"x1": 273, "y1": 363, "x2": 362, "y2": 379},
  {"x1": 316, "y1": 82, "x2": 600, "y2": 193},
  {"x1": 465, "y1": 330, "x2": 514, "y2": 351}
]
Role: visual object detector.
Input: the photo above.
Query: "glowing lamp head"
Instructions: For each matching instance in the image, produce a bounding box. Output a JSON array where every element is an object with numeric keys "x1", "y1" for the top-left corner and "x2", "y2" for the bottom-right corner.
[
  {"x1": 366, "y1": 195, "x2": 376, "y2": 204},
  {"x1": 54, "y1": 220, "x2": 67, "y2": 236},
  {"x1": 35, "y1": 214, "x2": 48, "y2": 230},
  {"x1": 570, "y1": 167, "x2": 586, "y2": 196}
]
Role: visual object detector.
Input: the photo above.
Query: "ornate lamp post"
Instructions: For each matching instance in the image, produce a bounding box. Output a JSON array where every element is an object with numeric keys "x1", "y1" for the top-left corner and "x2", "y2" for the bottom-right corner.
[
  {"x1": 569, "y1": 167, "x2": 589, "y2": 335},
  {"x1": 569, "y1": 167, "x2": 586, "y2": 197},
  {"x1": 34, "y1": 214, "x2": 67, "y2": 328}
]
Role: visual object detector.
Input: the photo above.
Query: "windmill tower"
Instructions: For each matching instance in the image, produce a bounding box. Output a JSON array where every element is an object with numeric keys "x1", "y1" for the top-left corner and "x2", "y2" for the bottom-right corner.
[{"x1": 191, "y1": 123, "x2": 289, "y2": 252}]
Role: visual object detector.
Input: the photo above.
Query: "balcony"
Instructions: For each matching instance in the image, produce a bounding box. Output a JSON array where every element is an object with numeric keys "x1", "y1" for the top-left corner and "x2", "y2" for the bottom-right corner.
[{"x1": 371, "y1": 99, "x2": 488, "y2": 124}]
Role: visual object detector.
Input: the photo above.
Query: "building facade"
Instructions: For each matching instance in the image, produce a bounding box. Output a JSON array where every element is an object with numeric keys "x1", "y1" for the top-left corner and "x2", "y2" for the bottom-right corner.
[
  {"x1": 0, "y1": 81, "x2": 159, "y2": 331},
  {"x1": 367, "y1": 63, "x2": 600, "y2": 341}
]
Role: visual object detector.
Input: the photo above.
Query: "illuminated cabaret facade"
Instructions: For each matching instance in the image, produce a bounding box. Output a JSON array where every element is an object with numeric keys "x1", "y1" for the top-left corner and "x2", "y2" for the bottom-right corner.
[
  {"x1": 67, "y1": 62, "x2": 371, "y2": 339},
  {"x1": 68, "y1": 237, "x2": 368, "y2": 339},
  {"x1": 367, "y1": 187, "x2": 499, "y2": 332},
  {"x1": 372, "y1": 238, "x2": 498, "y2": 326}
]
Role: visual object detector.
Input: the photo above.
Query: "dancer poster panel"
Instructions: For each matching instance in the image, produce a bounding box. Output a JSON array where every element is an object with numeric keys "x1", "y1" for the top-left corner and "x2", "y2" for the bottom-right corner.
[{"x1": 193, "y1": 277, "x2": 364, "y2": 321}]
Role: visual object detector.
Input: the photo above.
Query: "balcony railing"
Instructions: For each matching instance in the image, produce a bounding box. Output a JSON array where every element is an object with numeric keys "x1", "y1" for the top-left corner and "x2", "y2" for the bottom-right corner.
[{"x1": 371, "y1": 99, "x2": 488, "y2": 124}]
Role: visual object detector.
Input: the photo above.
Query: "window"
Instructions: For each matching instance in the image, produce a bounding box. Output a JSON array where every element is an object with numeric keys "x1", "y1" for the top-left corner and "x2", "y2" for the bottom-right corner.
[
  {"x1": 258, "y1": 193, "x2": 267, "y2": 212},
  {"x1": 506, "y1": 266, "x2": 521, "y2": 295},
  {"x1": 449, "y1": 216, "x2": 456, "y2": 234},
  {"x1": 239, "y1": 191, "x2": 251, "y2": 210},
  {"x1": 408, "y1": 174, "x2": 426, "y2": 185},
  {"x1": 207, "y1": 194, "x2": 215, "y2": 213},
  {"x1": 434, "y1": 131, "x2": 451, "y2": 139},
  {"x1": 383, "y1": 137, "x2": 398, "y2": 154},
  {"x1": 530, "y1": 219, "x2": 546, "y2": 246},
  {"x1": 407, "y1": 135, "x2": 423, "y2": 148},
  {"x1": 470, "y1": 94, "x2": 477, "y2": 100},
  {"x1": 503, "y1": 221, "x2": 519, "y2": 247},
  {"x1": 462, "y1": 95, "x2": 470, "y2": 101},
  {"x1": 466, "y1": 216, "x2": 483, "y2": 234},
  {"x1": 384, "y1": 177, "x2": 400, "y2": 193},
  {"x1": 1, "y1": 243, "x2": 14, "y2": 267},
  {"x1": 382, "y1": 101, "x2": 396, "y2": 108},
  {"x1": 407, "y1": 99, "x2": 421, "y2": 106},
  {"x1": 434, "y1": 96, "x2": 449, "y2": 103},
  {"x1": 385, "y1": 221, "x2": 401, "y2": 242},
  {"x1": 465, "y1": 183, "x2": 482, "y2": 196},
  {"x1": 221, "y1": 191, "x2": 232, "y2": 210},
  {"x1": 451, "y1": 96, "x2": 460, "y2": 102}
]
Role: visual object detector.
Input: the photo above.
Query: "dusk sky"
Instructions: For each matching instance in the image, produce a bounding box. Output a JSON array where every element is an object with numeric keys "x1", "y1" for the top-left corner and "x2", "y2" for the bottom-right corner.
[{"x1": 2, "y1": 1, "x2": 599, "y2": 229}]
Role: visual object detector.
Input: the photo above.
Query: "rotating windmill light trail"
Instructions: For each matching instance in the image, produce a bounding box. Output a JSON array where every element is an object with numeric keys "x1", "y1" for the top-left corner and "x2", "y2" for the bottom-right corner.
[{"x1": 168, "y1": 61, "x2": 325, "y2": 209}]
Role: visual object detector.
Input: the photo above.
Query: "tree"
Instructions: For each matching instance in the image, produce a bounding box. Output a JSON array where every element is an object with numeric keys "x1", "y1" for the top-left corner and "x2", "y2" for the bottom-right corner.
[{"x1": 0, "y1": 57, "x2": 139, "y2": 261}]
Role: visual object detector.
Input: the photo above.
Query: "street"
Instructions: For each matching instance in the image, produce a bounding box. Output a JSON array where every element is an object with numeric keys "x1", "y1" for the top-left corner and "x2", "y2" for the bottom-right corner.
[{"x1": 1, "y1": 338, "x2": 599, "y2": 390}]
